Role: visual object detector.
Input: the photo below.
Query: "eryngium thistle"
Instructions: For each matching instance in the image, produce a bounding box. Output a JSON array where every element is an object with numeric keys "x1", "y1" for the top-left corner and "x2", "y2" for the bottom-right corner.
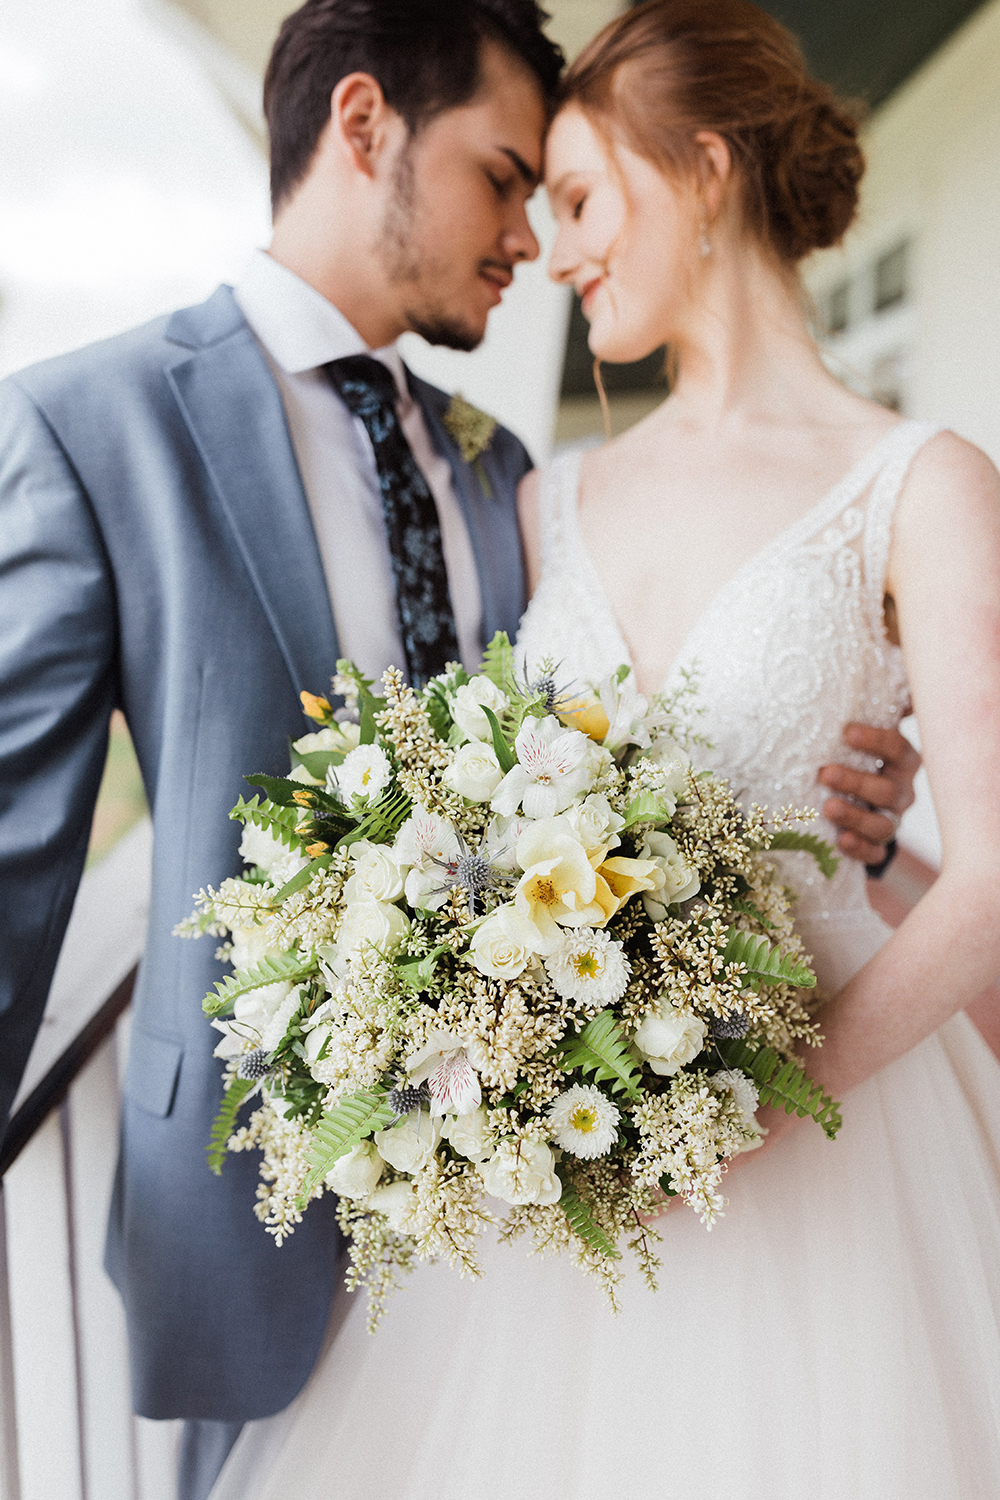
[
  {"x1": 237, "y1": 1047, "x2": 273, "y2": 1081},
  {"x1": 388, "y1": 1082, "x2": 430, "y2": 1117},
  {"x1": 712, "y1": 1009, "x2": 750, "y2": 1039}
]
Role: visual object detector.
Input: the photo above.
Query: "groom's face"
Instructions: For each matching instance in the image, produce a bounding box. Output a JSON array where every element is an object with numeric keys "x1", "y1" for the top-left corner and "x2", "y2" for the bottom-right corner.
[{"x1": 377, "y1": 42, "x2": 547, "y2": 350}]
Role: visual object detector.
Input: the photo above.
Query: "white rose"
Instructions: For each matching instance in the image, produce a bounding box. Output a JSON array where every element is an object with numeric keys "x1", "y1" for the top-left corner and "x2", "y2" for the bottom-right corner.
[
  {"x1": 324, "y1": 1140, "x2": 384, "y2": 1198},
  {"x1": 443, "y1": 742, "x2": 503, "y2": 802},
  {"x1": 479, "y1": 1139, "x2": 562, "y2": 1206},
  {"x1": 633, "y1": 1001, "x2": 708, "y2": 1076},
  {"x1": 230, "y1": 922, "x2": 277, "y2": 972},
  {"x1": 335, "y1": 744, "x2": 392, "y2": 804},
  {"x1": 368, "y1": 1180, "x2": 421, "y2": 1233},
  {"x1": 337, "y1": 899, "x2": 411, "y2": 959},
  {"x1": 451, "y1": 676, "x2": 509, "y2": 742},
  {"x1": 563, "y1": 794, "x2": 624, "y2": 856},
  {"x1": 293, "y1": 723, "x2": 361, "y2": 756},
  {"x1": 470, "y1": 905, "x2": 540, "y2": 979},
  {"x1": 374, "y1": 1110, "x2": 442, "y2": 1173},
  {"x1": 344, "y1": 842, "x2": 407, "y2": 903},
  {"x1": 440, "y1": 1105, "x2": 492, "y2": 1162},
  {"x1": 638, "y1": 830, "x2": 701, "y2": 920},
  {"x1": 229, "y1": 981, "x2": 293, "y2": 1046},
  {"x1": 238, "y1": 824, "x2": 290, "y2": 877}
]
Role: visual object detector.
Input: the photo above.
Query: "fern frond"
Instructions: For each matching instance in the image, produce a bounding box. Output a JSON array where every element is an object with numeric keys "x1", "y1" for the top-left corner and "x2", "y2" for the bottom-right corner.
[
  {"x1": 206, "y1": 1076, "x2": 256, "y2": 1174},
  {"x1": 556, "y1": 1011, "x2": 643, "y2": 1099},
  {"x1": 730, "y1": 898, "x2": 775, "y2": 929},
  {"x1": 230, "y1": 794, "x2": 305, "y2": 852},
  {"x1": 722, "y1": 929, "x2": 816, "y2": 988},
  {"x1": 714, "y1": 1038, "x2": 842, "y2": 1139},
  {"x1": 480, "y1": 630, "x2": 516, "y2": 694},
  {"x1": 560, "y1": 1183, "x2": 621, "y2": 1260},
  {"x1": 767, "y1": 829, "x2": 839, "y2": 879},
  {"x1": 203, "y1": 951, "x2": 314, "y2": 1017},
  {"x1": 423, "y1": 678, "x2": 454, "y2": 742},
  {"x1": 342, "y1": 788, "x2": 412, "y2": 849},
  {"x1": 299, "y1": 1087, "x2": 395, "y2": 1198}
]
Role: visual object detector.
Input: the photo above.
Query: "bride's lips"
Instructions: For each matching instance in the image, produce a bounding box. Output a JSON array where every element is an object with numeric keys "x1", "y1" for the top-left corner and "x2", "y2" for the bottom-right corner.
[
  {"x1": 480, "y1": 264, "x2": 514, "y2": 305},
  {"x1": 579, "y1": 276, "x2": 604, "y2": 314}
]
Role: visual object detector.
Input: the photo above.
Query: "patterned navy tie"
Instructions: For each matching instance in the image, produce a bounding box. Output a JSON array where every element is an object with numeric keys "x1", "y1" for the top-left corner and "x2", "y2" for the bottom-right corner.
[{"x1": 325, "y1": 354, "x2": 460, "y2": 691}]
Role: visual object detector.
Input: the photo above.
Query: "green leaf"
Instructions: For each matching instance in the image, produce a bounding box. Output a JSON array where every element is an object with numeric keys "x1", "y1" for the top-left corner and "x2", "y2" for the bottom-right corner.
[
  {"x1": 556, "y1": 1011, "x2": 643, "y2": 1100},
  {"x1": 335, "y1": 660, "x2": 385, "y2": 746},
  {"x1": 767, "y1": 829, "x2": 839, "y2": 879},
  {"x1": 243, "y1": 772, "x2": 306, "y2": 807},
  {"x1": 730, "y1": 899, "x2": 775, "y2": 929},
  {"x1": 481, "y1": 705, "x2": 516, "y2": 774},
  {"x1": 206, "y1": 1076, "x2": 256, "y2": 1174},
  {"x1": 271, "y1": 855, "x2": 330, "y2": 903},
  {"x1": 396, "y1": 943, "x2": 449, "y2": 991},
  {"x1": 340, "y1": 787, "x2": 412, "y2": 850},
  {"x1": 480, "y1": 631, "x2": 515, "y2": 694},
  {"x1": 423, "y1": 678, "x2": 454, "y2": 742},
  {"x1": 560, "y1": 1183, "x2": 621, "y2": 1260},
  {"x1": 229, "y1": 794, "x2": 305, "y2": 852},
  {"x1": 203, "y1": 951, "x2": 314, "y2": 1017},
  {"x1": 294, "y1": 749, "x2": 345, "y2": 779},
  {"x1": 299, "y1": 1087, "x2": 396, "y2": 1198},
  {"x1": 622, "y1": 789, "x2": 675, "y2": 829},
  {"x1": 714, "y1": 1038, "x2": 842, "y2": 1139},
  {"x1": 722, "y1": 928, "x2": 817, "y2": 989}
]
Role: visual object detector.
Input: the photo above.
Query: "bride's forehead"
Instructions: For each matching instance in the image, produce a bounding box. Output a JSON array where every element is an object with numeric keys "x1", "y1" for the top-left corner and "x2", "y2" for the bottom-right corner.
[{"x1": 544, "y1": 107, "x2": 612, "y2": 183}]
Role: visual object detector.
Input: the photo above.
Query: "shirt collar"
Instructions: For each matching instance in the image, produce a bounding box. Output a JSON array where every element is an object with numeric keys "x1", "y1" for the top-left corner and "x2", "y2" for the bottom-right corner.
[{"x1": 233, "y1": 248, "x2": 409, "y2": 404}]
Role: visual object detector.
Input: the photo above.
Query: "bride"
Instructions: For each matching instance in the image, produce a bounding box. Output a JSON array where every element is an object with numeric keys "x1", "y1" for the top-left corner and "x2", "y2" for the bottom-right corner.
[{"x1": 212, "y1": 1, "x2": 1000, "y2": 1495}]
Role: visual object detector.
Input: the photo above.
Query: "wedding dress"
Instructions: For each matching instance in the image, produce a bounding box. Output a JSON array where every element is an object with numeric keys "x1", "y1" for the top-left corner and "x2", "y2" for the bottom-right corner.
[{"x1": 212, "y1": 419, "x2": 1000, "y2": 1500}]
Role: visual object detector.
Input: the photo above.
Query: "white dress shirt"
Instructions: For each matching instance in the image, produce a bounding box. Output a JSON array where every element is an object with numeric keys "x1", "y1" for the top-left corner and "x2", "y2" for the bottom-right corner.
[{"x1": 233, "y1": 249, "x2": 483, "y2": 681}]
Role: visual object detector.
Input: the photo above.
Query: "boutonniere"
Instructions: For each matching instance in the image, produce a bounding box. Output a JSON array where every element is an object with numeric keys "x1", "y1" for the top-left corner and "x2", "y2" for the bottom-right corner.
[{"x1": 443, "y1": 393, "x2": 498, "y2": 499}]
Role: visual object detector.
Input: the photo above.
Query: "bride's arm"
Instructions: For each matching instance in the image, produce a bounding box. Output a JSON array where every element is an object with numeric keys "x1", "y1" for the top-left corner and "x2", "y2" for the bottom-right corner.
[
  {"x1": 517, "y1": 470, "x2": 543, "y2": 595},
  {"x1": 795, "y1": 432, "x2": 1000, "y2": 1102}
]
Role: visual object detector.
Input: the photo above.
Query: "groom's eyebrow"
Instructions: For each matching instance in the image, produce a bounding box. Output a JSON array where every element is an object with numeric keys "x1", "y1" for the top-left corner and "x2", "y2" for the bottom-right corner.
[{"x1": 499, "y1": 147, "x2": 540, "y2": 188}]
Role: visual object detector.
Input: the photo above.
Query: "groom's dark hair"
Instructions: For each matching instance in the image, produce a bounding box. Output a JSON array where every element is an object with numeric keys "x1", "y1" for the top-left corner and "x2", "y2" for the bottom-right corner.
[{"x1": 264, "y1": 0, "x2": 564, "y2": 212}]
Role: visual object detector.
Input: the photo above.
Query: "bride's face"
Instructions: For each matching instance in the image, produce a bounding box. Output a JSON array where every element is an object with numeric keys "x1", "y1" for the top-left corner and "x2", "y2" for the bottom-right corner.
[{"x1": 545, "y1": 105, "x2": 703, "y2": 364}]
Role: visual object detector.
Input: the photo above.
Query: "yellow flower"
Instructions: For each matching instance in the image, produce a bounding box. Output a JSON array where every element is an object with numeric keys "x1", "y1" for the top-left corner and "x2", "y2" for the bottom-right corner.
[
  {"x1": 593, "y1": 855, "x2": 662, "y2": 919},
  {"x1": 557, "y1": 695, "x2": 610, "y2": 743},
  {"x1": 300, "y1": 691, "x2": 332, "y2": 723}
]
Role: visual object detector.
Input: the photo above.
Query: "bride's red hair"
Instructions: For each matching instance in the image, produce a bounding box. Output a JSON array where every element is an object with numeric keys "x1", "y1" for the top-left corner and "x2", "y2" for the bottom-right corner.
[{"x1": 560, "y1": 0, "x2": 864, "y2": 263}]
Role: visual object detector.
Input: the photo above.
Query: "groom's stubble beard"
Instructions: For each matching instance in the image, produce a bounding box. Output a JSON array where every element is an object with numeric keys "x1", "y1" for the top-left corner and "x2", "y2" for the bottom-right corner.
[{"x1": 377, "y1": 144, "x2": 485, "y2": 353}]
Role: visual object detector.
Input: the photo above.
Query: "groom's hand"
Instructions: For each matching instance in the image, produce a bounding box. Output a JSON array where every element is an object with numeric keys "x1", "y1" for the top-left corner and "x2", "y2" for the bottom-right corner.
[{"x1": 817, "y1": 723, "x2": 921, "y2": 866}]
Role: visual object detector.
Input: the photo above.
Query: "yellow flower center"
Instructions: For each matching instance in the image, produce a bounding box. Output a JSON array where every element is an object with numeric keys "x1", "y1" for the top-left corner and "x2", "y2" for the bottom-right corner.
[
  {"x1": 572, "y1": 950, "x2": 601, "y2": 979},
  {"x1": 533, "y1": 878, "x2": 558, "y2": 907},
  {"x1": 569, "y1": 1106, "x2": 599, "y2": 1134},
  {"x1": 361, "y1": 767, "x2": 372, "y2": 785}
]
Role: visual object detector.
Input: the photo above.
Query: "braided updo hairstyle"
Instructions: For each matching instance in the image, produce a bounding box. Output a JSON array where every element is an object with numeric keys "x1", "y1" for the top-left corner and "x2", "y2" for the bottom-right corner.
[{"x1": 560, "y1": 0, "x2": 864, "y2": 263}]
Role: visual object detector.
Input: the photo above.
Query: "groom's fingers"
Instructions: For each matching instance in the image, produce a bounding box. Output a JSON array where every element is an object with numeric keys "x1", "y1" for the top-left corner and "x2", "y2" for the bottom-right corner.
[
  {"x1": 822, "y1": 795, "x2": 896, "y2": 864},
  {"x1": 817, "y1": 761, "x2": 905, "y2": 811},
  {"x1": 844, "y1": 723, "x2": 921, "y2": 810}
]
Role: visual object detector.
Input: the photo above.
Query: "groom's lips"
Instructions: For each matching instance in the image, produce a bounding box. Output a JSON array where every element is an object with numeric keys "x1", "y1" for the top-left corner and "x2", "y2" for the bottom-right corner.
[{"x1": 480, "y1": 262, "x2": 514, "y2": 304}]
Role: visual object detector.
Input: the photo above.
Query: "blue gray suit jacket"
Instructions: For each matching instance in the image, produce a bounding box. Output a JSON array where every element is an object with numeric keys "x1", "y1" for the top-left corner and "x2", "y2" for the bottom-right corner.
[{"x1": 0, "y1": 285, "x2": 531, "y2": 1420}]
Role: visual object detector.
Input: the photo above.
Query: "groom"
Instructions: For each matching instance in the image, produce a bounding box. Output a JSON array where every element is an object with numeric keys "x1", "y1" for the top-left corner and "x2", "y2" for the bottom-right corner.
[{"x1": 0, "y1": 1, "x2": 915, "y2": 1496}]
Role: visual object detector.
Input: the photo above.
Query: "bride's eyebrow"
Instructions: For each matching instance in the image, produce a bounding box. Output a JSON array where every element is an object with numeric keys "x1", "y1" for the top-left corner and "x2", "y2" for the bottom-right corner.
[{"x1": 497, "y1": 147, "x2": 540, "y2": 188}]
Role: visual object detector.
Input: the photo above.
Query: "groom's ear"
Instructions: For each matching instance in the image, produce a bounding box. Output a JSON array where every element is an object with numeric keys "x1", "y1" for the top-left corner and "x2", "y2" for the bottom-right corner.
[{"x1": 330, "y1": 72, "x2": 399, "y2": 179}]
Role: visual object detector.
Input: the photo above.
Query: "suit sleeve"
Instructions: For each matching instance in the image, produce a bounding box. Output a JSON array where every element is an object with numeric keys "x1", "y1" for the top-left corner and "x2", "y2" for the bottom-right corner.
[{"x1": 0, "y1": 379, "x2": 117, "y2": 1130}]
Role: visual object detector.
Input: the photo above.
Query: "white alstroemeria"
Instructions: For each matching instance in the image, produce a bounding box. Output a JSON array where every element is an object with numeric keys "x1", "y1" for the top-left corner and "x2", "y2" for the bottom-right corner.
[
  {"x1": 637, "y1": 830, "x2": 701, "y2": 920},
  {"x1": 406, "y1": 1030, "x2": 488, "y2": 1115},
  {"x1": 547, "y1": 1084, "x2": 620, "y2": 1160},
  {"x1": 212, "y1": 961, "x2": 296, "y2": 1058},
  {"x1": 597, "y1": 671, "x2": 652, "y2": 751},
  {"x1": 374, "y1": 1109, "x2": 442, "y2": 1173},
  {"x1": 482, "y1": 812, "x2": 529, "y2": 873},
  {"x1": 634, "y1": 1001, "x2": 707, "y2": 1076},
  {"x1": 368, "y1": 1180, "x2": 421, "y2": 1233},
  {"x1": 450, "y1": 675, "x2": 509, "y2": 742},
  {"x1": 544, "y1": 928, "x2": 631, "y2": 1006},
  {"x1": 443, "y1": 741, "x2": 503, "y2": 802},
  {"x1": 336, "y1": 899, "x2": 410, "y2": 960},
  {"x1": 440, "y1": 1105, "x2": 492, "y2": 1162},
  {"x1": 562, "y1": 793, "x2": 624, "y2": 857},
  {"x1": 394, "y1": 807, "x2": 463, "y2": 912},
  {"x1": 491, "y1": 717, "x2": 593, "y2": 820},
  {"x1": 710, "y1": 1069, "x2": 767, "y2": 1154},
  {"x1": 470, "y1": 904, "x2": 540, "y2": 979},
  {"x1": 513, "y1": 819, "x2": 615, "y2": 954},
  {"x1": 343, "y1": 841, "x2": 407, "y2": 904},
  {"x1": 258, "y1": 985, "x2": 305, "y2": 1054},
  {"x1": 324, "y1": 1140, "x2": 384, "y2": 1199},
  {"x1": 292, "y1": 722, "x2": 361, "y2": 757},
  {"x1": 334, "y1": 743, "x2": 392, "y2": 805},
  {"x1": 479, "y1": 1139, "x2": 561, "y2": 1206}
]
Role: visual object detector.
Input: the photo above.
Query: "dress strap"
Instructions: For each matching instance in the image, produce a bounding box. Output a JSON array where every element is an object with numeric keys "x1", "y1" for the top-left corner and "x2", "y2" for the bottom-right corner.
[
  {"x1": 862, "y1": 420, "x2": 943, "y2": 640},
  {"x1": 535, "y1": 446, "x2": 587, "y2": 582}
]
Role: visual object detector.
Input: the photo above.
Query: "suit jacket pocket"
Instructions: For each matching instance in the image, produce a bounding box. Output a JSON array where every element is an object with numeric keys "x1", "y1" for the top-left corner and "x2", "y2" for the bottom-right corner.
[{"x1": 125, "y1": 1026, "x2": 183, "y2": 1118}]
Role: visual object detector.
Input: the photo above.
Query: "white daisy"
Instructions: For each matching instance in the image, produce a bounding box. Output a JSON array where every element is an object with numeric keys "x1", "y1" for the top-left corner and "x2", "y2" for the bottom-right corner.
[
  {"x1": 545, "y1": 928, "x2": 631, "y2": 1005},
  {"x1": 547, "y1": 1084, "x2": 620, "y2": 1160}
]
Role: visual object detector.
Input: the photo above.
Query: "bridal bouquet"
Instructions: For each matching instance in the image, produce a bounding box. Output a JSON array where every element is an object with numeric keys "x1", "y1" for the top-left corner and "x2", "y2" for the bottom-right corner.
[{"x1": 180, "y1": 634, "x2": 841, "y2": 1327}]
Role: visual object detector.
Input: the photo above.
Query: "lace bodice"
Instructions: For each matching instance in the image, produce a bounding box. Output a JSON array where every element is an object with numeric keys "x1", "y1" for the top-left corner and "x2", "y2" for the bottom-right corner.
[{"x1": 517, "y1": 419, "x2": 940, "y2": 927}]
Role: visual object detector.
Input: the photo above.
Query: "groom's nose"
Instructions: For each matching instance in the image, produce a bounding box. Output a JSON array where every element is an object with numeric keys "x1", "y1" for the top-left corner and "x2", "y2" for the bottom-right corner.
[{"x1": 502, "y1": 203, "x2": 541, "y2": 265}]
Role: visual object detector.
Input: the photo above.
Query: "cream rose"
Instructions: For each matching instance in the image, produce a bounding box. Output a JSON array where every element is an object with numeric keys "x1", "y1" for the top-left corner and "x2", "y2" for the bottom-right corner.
[
  {"x1": 638, "y1": 830, "x2": 701, "y2": 920},
  {"x1": 479, "y1": 1139, "x2": 561, "y2": 1206},
  {"x1": 337, "y1": 899, "x2": 410, "y2": 959},
  {"x1": 374, "y1": 1110, "x2": 442, "y2": 1173},
  {"x1": 324, "y1": 1140, "x2": 384, "y2": 1198},
  {"x1": 450, "y1": 675, "x2": 509, "y2": 742},
  {"x1": 443, "y1": 741, "x2": 504, "y2": 803},
  {"x1": 343, "y1": 842, "x2": 407, "y2": 903},
  {"x1": 368, "y1": 1180, "x2": 421, "y2": 1233},
  {"x1": 293, "y1": 723, "x2": 361, "y2": 757},
  {"x1": 633, "y1": 1001, "x2": 708, "y2": 1076},
  {"x1": 470, "y1": 905, "x2": 540, "y2": 979},
  {"x1": 440, "y1": 1105, "x2": 492, "y2": 1162},
  {"x1": 562, "y1": 794, "x2": 624, "y2": 856}
]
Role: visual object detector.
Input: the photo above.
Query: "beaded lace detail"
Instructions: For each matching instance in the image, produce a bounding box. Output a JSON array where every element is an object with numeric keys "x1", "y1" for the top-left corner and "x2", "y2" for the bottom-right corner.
[{"x1": 516, "y1": 420, "x2": 941, "y2": 923}]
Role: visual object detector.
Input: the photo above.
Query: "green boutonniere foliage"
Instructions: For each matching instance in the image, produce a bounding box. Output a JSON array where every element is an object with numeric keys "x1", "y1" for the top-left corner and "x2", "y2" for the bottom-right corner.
[{"x1": 443, "y1": 393, "x2": 498, "y2": 498}]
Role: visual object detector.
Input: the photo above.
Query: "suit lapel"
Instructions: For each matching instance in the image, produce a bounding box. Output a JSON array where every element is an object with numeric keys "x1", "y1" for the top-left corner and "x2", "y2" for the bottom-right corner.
[{"x1": 165, "y1": 293, "x2": 339, "y2": 698}]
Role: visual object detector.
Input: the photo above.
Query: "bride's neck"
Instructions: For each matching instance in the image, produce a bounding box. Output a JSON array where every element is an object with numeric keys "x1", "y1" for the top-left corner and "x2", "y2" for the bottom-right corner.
[{"x1": 663, "y1": 248, "x2": 831, "y2": 433}]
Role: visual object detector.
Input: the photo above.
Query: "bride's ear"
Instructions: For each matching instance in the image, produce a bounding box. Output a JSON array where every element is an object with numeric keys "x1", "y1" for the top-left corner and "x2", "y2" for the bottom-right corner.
[{"x1": 692, "y1": 130, "x2": 732, "y2": 221}]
